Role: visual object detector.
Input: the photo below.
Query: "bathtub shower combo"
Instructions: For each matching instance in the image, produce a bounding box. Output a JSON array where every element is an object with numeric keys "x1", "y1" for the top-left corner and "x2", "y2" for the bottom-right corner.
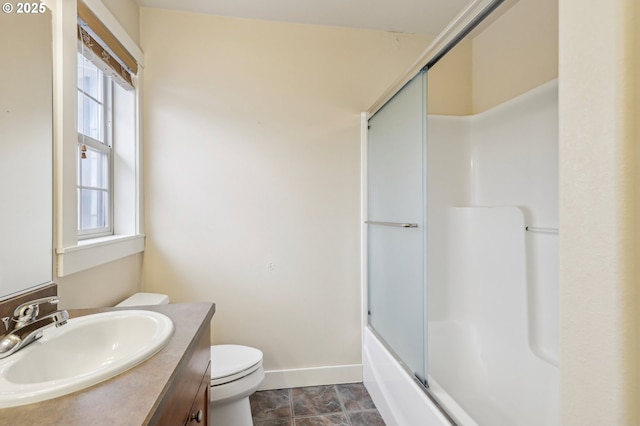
[{"x1": 361, "y1": 3, "x2": 559, "y2": 425}]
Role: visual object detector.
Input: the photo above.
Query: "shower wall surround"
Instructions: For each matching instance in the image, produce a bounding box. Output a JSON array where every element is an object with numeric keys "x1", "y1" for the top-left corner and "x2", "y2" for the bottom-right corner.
[
  {"x1": 427, "y1": 79, "x2": 559, "y2": 425},
  {"x1": 364, "y1": 79, "x2": 559, "y2": 426}
]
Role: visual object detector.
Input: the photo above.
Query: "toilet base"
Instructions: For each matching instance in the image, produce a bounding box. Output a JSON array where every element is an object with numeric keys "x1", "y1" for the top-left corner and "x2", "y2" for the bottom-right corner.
[
  {"x1": 210, "y1": 397, "x2": 252, "y2": 426},
  {"x1": 209, "y1": 367, "x2": 264, "y2": 426}
]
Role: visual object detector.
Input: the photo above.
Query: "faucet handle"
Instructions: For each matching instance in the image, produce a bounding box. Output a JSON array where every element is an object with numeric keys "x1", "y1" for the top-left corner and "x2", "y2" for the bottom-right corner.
[
  {"x1": 0, "y1": 317, "x2": 9, "y2": 332},
  {"x1": 13, "y1": 296, "x2": 60, "y2": 327}
]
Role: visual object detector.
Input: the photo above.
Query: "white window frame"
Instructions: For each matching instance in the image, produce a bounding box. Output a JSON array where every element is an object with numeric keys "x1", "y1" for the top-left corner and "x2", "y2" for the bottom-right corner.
[
  {"x1": 76, "y1": 54, "x2": 114, "y2": 239},
  {"x1": 53, "y1": 0, "x2": 145, "y2": 277}
]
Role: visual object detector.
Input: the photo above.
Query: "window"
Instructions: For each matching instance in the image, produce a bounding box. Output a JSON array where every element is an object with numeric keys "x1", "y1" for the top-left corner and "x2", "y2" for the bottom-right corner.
[
  {"x1": 77, "y1": 52, "x2": 113, "y2": 238},
  {"x1": 56, "y1": 1, "x2": 144, "y2": 276}
]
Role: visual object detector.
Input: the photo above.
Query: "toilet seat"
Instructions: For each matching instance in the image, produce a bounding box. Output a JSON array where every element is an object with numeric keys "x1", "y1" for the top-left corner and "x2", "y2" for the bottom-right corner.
[{"x1": 211, "y1": 345, "x2": 263, "y2": 386}]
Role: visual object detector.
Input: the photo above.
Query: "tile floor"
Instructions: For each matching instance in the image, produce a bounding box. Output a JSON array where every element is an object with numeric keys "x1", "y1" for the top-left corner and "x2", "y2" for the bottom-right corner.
[{"x1": 250, "y1": 383, "x2": 386, "y2": 426}]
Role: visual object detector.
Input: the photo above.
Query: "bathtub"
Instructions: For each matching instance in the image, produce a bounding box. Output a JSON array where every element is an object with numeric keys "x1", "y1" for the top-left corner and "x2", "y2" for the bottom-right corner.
[{"x1": 364, "y1": 326, "x2": 452, "y2": 426}]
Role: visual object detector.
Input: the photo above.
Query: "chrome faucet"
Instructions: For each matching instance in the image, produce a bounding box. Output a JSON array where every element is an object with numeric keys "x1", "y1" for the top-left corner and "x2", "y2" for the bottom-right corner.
[{"x1": 0, "y1": 296, "x2": 69, "y2": 359}]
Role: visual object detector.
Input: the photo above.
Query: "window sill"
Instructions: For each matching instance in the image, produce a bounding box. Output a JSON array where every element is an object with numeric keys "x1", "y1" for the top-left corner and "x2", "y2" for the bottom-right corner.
[{"x1": 56, "y1": 234, "x2": 145, "y2": 277}]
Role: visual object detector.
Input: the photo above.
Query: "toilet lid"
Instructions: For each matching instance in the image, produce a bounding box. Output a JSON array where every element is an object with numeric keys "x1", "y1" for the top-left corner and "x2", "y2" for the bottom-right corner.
[{"x1": 211, "y1": 345, "x2": 263, "y2": 385}]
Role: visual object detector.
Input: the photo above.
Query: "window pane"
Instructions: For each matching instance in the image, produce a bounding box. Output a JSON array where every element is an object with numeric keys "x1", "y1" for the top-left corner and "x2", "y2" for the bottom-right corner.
[
  {"x1": 78, "y1": 188, "x2": 109, "y2": 230},
  {"x1": 77, "y1": 54, "x2": 103, "y2": 102},
  {"x1": 77, "y1": 49, "x2": 112, "y2": 237},
  {"x1": 77, "y1": 92, "x2": 104, "y2": 142},
  {"x1": 78, "y1": 145, "x2": 108, "y2": 189}
]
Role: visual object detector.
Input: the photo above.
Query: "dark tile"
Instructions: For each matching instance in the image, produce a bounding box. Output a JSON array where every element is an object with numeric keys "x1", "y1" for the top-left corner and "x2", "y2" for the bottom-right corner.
[
  {"x1": 294, "y1": 414, "x2": 350, "y2": 426},
  {"x1": 292, "y1": 386, "x2": 342, "y2": 417},
  {"x1": 348, "y1": 410, "x2": 386, "y2": 426},
  {"x1": 336, "y1": 383, "x2": 375, "y2": 412},
  {"x1": 251, "y1": 389, "x2": 292, "y2": 421},
  {"x1": 255, "y1": 419, "x2": 294, "y2": 426}
]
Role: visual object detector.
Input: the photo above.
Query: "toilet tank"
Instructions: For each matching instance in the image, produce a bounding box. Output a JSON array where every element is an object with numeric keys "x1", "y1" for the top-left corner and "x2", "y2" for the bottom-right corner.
[{"x1": 115, "y1": 292, "x2": 170, "y2": 307}]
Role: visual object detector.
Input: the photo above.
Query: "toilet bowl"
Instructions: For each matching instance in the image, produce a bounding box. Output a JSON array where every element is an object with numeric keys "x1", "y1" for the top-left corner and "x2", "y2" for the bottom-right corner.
[
  {"x1": 116, "y1": 293, "x2": 264, "y2": 426},
  {"x1": 210, "y1": 344, "x2": 264, "y2": 425}
]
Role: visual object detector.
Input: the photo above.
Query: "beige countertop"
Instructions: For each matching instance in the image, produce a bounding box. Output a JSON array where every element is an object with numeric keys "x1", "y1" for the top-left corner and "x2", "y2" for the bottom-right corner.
[{"x1": 0, "y1": 302, "x2": 215, "y2": 426}]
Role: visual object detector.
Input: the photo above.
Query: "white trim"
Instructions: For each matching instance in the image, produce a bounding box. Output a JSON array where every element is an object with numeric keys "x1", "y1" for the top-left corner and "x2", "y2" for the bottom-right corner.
[
  {"x1": 259, "y1": 364, "x2": 363, "y2": 391},
  {"x1": 53, "y1": 0, "x2": 82, "y2": 250},
  {"x1": 134, "y1": 68, "x2": 144, "y2": 234},
  {"x1": 56, "y1": 234, "x2": 145, "y2": 276},
  {"x1": 366, "y1": 0, "x2": 503, "y2": 117},
  {"x1": 360, "y1": 112, "x2": 369, "y2": 353},
  {"x1": 80, "y1": 0, "x2": 144, "y2": 66}
]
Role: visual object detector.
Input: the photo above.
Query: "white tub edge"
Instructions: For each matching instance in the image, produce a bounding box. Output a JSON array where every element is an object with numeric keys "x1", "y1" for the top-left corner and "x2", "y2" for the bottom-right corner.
[{"x1": 363, "y1": 328, "x2": 452, "y2": 426}]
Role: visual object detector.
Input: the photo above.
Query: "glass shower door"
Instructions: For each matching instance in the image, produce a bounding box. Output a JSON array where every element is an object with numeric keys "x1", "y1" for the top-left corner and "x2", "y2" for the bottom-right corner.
[{"x1": 367, "y1": 70, "x2": 427, "y2": 385}]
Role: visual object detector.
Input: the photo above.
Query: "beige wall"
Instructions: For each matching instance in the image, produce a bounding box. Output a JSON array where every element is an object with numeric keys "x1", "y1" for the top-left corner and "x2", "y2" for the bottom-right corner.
[
  {"x1": 559, "y1": 0, "x2": 640, "y2": 424},
  {"x1": 428, "y1": 39, "x2": 473, "y2": 115},
  {"x1": 100, "y1": 0, "x2": 140, "y2": 44},
  {"x1": 139, "y1": 8, "x2": 430, "y2": 382},
  {"x1": 472, "y1": 0, "x2": 558, "y2": 113},
  {"x1": 427, "y1": 0, "x2": 558, "y2": 116},
  {"x1": 57, "y1": 254, "x2": 143, "y2": 309}
]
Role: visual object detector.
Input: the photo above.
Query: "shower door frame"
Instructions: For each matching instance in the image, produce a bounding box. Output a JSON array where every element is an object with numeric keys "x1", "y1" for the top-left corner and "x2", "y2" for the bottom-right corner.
[{"x1": 365, "y1": 69, "x2": 429, "y2": 388}]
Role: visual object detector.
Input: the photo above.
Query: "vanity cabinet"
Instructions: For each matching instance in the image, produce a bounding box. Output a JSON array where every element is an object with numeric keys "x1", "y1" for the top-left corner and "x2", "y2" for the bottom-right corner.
[{"x1": 151, "y1": 323, "x2": 211, "y2": 425}]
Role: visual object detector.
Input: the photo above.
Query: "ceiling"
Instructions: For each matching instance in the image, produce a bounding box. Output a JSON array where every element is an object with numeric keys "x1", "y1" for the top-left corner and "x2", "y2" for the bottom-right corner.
[{"x1": 134, "y1": 0, "x2": 472, "y2": 35}]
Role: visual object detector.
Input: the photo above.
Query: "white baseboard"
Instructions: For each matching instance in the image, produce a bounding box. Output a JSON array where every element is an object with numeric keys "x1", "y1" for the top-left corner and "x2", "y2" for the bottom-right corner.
[{"x1": 259, "y1": 364, "x2": 363, "y2": 390}]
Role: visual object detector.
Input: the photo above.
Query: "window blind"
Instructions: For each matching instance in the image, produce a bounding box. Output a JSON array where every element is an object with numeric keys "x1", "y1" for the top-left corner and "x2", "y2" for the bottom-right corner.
[{"x1": 77, "y1": 1, "x2": 137, "y2": 90}]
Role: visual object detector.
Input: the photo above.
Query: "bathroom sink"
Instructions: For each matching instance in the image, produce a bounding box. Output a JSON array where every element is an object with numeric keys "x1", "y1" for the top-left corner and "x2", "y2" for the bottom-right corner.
[{"x1": 0, "y1": 310, "x2": 174, "y2": 408}]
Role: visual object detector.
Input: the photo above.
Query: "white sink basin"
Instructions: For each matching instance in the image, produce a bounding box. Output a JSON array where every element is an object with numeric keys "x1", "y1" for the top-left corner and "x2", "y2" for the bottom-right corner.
[{"x1": 0, "y1": 310, "x2": 174, "y2": 408}]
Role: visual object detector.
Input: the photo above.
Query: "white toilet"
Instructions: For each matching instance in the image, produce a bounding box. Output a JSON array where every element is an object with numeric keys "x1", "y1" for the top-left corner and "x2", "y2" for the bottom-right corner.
[{"x1": 116, "y1": 293, "x2": 264, "y2": 426}]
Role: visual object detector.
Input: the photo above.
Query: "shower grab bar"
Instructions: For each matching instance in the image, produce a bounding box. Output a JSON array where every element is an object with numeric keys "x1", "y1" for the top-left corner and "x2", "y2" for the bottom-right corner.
[
  {"x1": 365, "y1": 221, "x2": 418, "y2": 228},
  {"x1": 525, "y1": 226, "x2": 558, "y2": 234}
]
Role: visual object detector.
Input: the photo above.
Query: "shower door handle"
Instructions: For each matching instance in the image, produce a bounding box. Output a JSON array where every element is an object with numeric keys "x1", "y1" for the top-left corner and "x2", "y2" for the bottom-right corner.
[{"x1": 365, "y1": 221, "x2": 418, "y2": 228}]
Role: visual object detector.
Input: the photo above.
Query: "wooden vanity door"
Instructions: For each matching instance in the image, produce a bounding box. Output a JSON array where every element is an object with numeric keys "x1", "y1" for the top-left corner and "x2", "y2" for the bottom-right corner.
[
  {"x1": 185, "y1": 363, "x2": 210, "y2": 425},
  {"x1": 151, "y1": 325, "x2": 211, "y2": 425}
]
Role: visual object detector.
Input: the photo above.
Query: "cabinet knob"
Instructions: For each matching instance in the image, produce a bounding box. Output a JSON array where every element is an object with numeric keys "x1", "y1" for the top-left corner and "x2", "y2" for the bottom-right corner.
[{"x1": 190, "y1": 410, "x2": 203, "y2": 423}]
